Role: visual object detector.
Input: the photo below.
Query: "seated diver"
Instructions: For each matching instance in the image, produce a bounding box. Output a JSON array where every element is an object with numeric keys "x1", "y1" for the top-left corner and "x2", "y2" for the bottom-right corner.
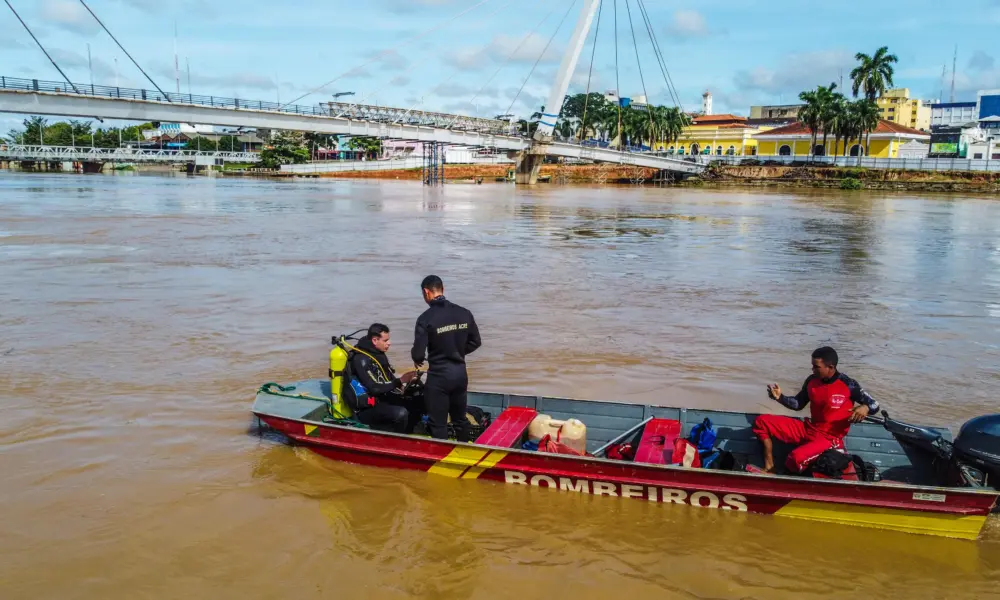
[{"x1": 347, "y1": 323, "x2": 418, "y2": 433}]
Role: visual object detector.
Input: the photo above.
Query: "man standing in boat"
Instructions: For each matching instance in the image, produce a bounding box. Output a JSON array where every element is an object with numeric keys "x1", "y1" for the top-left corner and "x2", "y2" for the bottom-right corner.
[
  {"x1": 754, "y1": 346, "x2": 880, "y2": 474},
  {"x1": 411, "y1": 275, "x2": 482, "y2": 442}
]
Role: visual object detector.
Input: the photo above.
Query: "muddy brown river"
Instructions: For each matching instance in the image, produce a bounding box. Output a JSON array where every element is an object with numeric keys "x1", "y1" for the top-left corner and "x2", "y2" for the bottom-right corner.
[{"x1": 1, "y1": 171, "x2": 999, "y2": 598}]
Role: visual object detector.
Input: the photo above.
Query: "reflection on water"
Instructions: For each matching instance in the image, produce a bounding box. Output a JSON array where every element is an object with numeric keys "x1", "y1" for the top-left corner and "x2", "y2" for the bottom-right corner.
[{"x1": 2, "y1": 172, "x2": 1000, "y2": 598}]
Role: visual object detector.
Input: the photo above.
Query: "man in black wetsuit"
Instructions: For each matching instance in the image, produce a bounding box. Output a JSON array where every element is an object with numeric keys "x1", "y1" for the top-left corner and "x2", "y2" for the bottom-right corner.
[
  {"x1": 411, "y1": 275, "x2": 482, "y2": 441},
  {"x1": 350, "y1": 323, "x2": 416, "y2": 433}
]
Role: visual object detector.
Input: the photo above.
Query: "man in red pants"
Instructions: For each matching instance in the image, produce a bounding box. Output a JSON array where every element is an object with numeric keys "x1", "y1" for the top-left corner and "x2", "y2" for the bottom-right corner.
[{"x1": 753, "y1": 347, "x2": 880, "y2": 474}]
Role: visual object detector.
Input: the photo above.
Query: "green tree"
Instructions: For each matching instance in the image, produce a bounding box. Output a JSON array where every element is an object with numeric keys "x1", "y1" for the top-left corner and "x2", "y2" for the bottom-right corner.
[
  {"x1": 186, "y1": 136, "x2": 218, "y2": 151},
  {"x1": 260, "y1": 131, "x2": 309, "y2": 168},
  {"x1": 346, "y1": 136, "x2": 381, "y2": 159},
  {"x1": 217, "y1": 135, "x2": 241, "y2": 152},
  {"x1": 850, "y1": 46, "x2": 899, "y2": 101}
]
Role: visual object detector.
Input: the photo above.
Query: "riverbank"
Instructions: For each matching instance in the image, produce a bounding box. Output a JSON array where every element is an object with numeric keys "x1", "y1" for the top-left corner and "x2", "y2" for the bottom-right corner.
[
  {"x1": 286, "y1": 162, "x2": 1000, "y2": 192},
  {"x1": 312, "y1": 163, "x2": 666, "y2": 184},
  {"x1": 690, "y1": 164, "x2": 1000, "y2": 193}
]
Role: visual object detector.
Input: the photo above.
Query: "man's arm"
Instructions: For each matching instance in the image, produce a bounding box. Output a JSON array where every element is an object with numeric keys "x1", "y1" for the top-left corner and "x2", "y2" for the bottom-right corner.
[
  {"x1": 775, "y1": 377, "x2": 812, "y2": 411},
  {"x1": 352, "y1": 354, "x2": 400, "y2": 396},
  {"x1": 464, "y1": 311, "x2": 481, "y2": 355},
  {"x1": 411, "y1": 317, "x2": 428, "y2": 366},
  {"x1": 840, "y1": 373, "x2": 879, "y2": 419}
]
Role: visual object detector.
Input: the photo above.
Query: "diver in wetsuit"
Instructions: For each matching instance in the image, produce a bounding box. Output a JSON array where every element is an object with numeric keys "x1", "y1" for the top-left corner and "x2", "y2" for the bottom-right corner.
[
  {"x1": 350, "y1": 323, "x2": 416, "y2": 433},
  {"x1": 411, "y1": 275, "x2": 482, "y2": 441}
]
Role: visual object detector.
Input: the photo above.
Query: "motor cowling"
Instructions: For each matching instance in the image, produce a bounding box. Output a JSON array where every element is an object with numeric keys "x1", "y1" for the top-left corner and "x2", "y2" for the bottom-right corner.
[{"x1": 952, "y1": 414, "x2": 1000, "y2": 486}]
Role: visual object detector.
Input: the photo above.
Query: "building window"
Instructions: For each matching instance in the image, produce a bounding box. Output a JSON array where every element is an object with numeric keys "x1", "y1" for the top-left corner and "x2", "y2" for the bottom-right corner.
[
  {"x1": 726, "y1": 145, "x2": 736, "y2": 155},
  {"x1": 778, "y1": 144, "x2": 792, "y2": 156},
  {"x1": 849, "y1": 144, "x2": 862, "y2": 156},
  {"x1": 974, "y1": 153, "x2": 983, "y2": 159},
  {"x1": 716, "y1": 145, "x2": 723, "y2": 155},
  {"x1": 813, "y1": 144, "x2": 825, "y2": 156}
]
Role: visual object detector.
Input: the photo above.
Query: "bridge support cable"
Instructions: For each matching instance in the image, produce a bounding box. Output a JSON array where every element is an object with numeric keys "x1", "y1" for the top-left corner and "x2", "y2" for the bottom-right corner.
[
  {"x1": 446, "y1": 0, "x2": 563, "y2": 129},
  {"x1": 577, "y1": 0, "x2": 603, "y2": 143},
  {"x1": 77, "y1": 0, "x2": 171, "y2": 101},
  {"x1": 503, "y1": 0, "x2": 578, "y2": 121},
  {"x1": 613, "y1": 0, "x2": 621, "y2": 150},
  {"x1": 4, "y1": 0, "x2": 82, "y2": 95},
  {"x1": 286, "y1": 0, "x2": 494, "y2": 109},
  {"x1": 624, "y1": 0, "x2": 655, "y2": 146},
  {"x1": 635, "y1": 0, "x2": 682, "y2": 110}
]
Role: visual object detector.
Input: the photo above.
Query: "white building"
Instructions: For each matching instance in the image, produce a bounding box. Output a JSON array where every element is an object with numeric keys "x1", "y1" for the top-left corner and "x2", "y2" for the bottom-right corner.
[
  {"x1": 930, "y1": 102, "x2": 978, "y2": 129},
  {"x1": 702, "y1": 90, "x2": 713, "y2": 116}
]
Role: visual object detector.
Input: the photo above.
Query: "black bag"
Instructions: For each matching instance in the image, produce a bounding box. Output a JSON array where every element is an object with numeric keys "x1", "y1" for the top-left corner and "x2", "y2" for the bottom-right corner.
[
  {"x1": 810, "y1": 449, "x2": 852, "y2": 478},
  {"x1": 704, "y1": 449, "x2": 746, "y2": 472},
  {"x1": 446, "y1": 405, "x2": 492, "y2": 440}
]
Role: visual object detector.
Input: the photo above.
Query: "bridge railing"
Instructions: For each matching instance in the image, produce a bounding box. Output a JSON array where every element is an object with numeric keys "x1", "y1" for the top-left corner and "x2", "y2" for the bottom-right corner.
[
  {"x1": 0, "y1": 144, "x2": 260, "y2": 162},
  {"x1": 0, "y1": 75, "x2": 516, "y2": 136}
]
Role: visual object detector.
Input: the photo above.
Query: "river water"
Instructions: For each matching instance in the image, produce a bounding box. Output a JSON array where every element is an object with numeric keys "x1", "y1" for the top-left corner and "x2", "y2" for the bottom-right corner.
[{"x1": 1, "y1": 171, "x2": 999, "y2": 599}]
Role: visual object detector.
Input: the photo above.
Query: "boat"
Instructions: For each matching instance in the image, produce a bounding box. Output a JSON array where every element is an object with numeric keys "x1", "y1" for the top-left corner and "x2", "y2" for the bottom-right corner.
[{"x1": 252, "y1": 375, "x2": 1000, "y2": 542}]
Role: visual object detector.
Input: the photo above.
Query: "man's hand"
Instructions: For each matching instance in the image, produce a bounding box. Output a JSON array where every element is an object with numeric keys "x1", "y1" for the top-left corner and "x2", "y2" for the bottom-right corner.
[
  {"x1": 767, "y1": 383, "x2": 782, "y2": 401},
  {"x1": 414, "y1": 361, "x2": 424, "y2": 370},
  {"x1": 399, "y1": 371, "x2": 417, "y2": 386},
  {"x1": 849, "y1": 404, "x2": 870, "y2": 423}
]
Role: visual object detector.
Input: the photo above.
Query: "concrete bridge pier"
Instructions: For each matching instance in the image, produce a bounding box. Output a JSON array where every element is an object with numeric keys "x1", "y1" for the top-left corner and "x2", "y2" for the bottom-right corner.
[{"x1": 514, "y1": 150, "x2": 544, "y2": 185}]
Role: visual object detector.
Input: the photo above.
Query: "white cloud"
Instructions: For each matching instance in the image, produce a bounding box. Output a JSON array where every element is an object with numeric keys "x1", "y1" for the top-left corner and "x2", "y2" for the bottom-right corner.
[
  {"x1": 446, "y1": 33, "x2": 563, "y2": 72},
  {"x1": 666, "y1": 10, "x2": 709, "y2": 39},
  {"x1": 733, "y1": 50, "x2": 853, "y2": 97},
  {"x1": 40, "y1": 0, "x2": 101, "y2": 36}
]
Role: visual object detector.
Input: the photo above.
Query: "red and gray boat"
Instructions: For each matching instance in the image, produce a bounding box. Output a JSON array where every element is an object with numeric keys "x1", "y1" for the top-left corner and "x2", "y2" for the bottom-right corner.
[{"x1": 252, "y1": 374, "x2": 1000, "y2": 541}]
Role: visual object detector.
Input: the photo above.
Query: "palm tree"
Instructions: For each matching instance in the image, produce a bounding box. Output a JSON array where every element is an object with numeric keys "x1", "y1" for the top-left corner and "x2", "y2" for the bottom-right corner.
[
  {"x1": 799, "y1": 84, "x2": 835, "y2": 157},
  {"x1": 855, "y1": 99, "x2": 881, "y2": 157},
  {"x1": 817, "y1": 84, "x2": 841, "y2": 156},
  {"x1": 827, "y1": 96, "x2": 848, "y2": 158},
  {"x1": 851, "y1": 46, "x2": 899, "y2": 101}
]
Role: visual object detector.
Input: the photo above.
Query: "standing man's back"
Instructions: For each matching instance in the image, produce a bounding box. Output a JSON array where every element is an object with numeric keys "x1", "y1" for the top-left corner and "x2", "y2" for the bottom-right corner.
[{"x1": 411, "y1": 275, "x2": 481, "y2": 441}]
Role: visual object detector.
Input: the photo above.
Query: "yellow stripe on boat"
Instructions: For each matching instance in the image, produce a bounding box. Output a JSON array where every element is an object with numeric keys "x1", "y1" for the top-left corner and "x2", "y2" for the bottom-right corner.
[
  {"x1": 775, "y1": 500, "x2": 988, "y2": 540},
  {"x1": 428, "y1": 446, "x2": 491, "y2": 478},
  {"x1": 461, "y1": 450, "x2": 508, "y2": 480}
]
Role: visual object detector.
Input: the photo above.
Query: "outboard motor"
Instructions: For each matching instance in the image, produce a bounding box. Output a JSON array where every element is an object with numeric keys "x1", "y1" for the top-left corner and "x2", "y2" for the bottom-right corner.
[{"x1": 952, "y1": 414, "x2": 1000, "y2": 489}]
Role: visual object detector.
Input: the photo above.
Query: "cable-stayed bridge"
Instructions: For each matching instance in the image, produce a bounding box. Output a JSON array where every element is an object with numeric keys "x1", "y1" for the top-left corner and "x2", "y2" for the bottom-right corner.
[{"x1": 0, "y1": 0, "x2": 705, "y2": 183}]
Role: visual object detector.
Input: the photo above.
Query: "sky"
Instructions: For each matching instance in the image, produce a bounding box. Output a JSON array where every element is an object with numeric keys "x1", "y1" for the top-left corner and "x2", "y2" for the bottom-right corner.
[{"x1": 3, "y1": 0, "x2": 1000, "y2": 135}]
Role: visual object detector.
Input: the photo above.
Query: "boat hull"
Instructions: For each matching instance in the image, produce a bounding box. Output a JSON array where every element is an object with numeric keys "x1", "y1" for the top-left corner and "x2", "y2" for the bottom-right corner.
[{"x1": 256, "y1": 412, "x2": 998, "y2": 541}]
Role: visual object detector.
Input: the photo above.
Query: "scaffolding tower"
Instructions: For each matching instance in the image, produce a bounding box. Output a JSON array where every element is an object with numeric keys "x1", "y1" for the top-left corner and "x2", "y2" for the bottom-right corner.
[{"x1": 422, "y1": 142, "x2": 444, "y2": 185}]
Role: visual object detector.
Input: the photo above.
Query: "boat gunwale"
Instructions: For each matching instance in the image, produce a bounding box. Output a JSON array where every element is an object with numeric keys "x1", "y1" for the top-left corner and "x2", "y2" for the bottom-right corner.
[{"x1": 252, "y1": 398, "x2": 1000, "y2": 502}]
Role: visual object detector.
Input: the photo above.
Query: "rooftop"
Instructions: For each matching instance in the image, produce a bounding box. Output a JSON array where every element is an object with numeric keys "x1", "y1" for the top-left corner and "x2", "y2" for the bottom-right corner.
[{"x1": 756, "y1": 119, "x2": 929, "y2": 137}]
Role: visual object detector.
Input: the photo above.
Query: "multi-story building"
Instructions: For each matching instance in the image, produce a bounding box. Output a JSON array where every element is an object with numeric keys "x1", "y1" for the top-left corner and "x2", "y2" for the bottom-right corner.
[
  {"x1": 977, "y1": 89, "x2": 1000, "y2": 119},
  {"x1": 749, "y1": 104, "x2": 804, "y2": 120},
  {"x1": 877, "y1": 88, "x2": 931, "y2": 132},
  {"x1": 930, "y1": 102, "x2": 977, "y2": 129}
]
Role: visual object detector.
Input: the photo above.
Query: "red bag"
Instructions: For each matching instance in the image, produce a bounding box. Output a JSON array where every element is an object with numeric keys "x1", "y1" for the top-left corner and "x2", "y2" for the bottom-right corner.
[
  {"x1": 670, "y1": 438, "x2": 702, "y2": 468},
  {"x1": 538, "y1": 434, "x2": 586, "y2": 456},
  {"x1": 607, "y1": 442, "x2": 635, "y2": 461}
]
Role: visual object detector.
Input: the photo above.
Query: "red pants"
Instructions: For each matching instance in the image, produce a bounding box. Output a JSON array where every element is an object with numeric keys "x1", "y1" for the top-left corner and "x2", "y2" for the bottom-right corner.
[{"x1": 752, "y1": 415, "x2": 845, "y2": 473}]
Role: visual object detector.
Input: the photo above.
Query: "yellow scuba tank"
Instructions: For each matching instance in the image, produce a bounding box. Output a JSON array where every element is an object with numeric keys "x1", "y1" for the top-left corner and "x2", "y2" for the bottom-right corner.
[{"x1": 329, "y1": 336, "x2": 353, "y2": 419}]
